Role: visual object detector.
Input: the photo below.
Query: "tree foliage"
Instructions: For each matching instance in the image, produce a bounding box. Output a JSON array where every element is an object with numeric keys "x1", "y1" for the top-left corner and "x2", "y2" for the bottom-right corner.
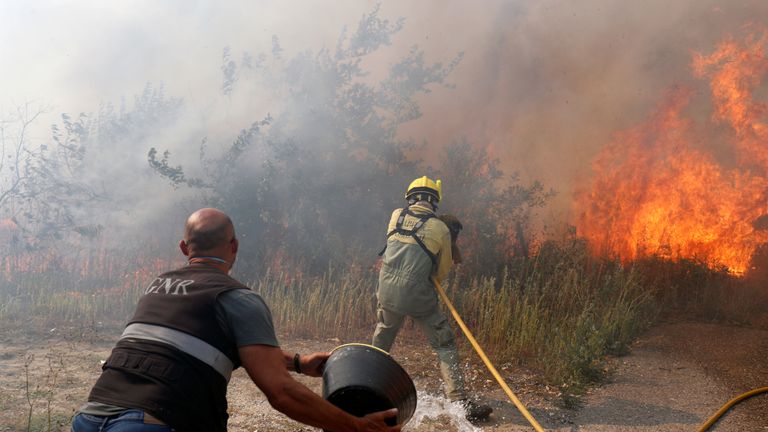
[
  {"x1": 149, "y1": 7, "x2": 463, "y2": 274},
  {"x1": 2, "y1": 7, "x2": 554, "y2": 283},
  {"x1": 0, "y1": 104, "x2": 98, "y2": 246},
  {"x1": 148, "y1": 7, "x2": 552, "y2": 277},
  {"x1": 0, "y1": 85, "x2": 184, "y2": 249}
]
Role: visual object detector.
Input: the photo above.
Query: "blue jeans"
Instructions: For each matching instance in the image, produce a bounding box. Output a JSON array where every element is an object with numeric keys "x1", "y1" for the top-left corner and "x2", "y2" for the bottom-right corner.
[{"x1": 71, "y1": 410, "x2": 174, "y2": 432}]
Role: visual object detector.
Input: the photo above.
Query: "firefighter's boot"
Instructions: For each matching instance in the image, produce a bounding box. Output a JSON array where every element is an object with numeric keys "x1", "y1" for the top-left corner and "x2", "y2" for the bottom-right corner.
[{"x1": 462, "y1": 399, "x2": 492, "y2": 422}]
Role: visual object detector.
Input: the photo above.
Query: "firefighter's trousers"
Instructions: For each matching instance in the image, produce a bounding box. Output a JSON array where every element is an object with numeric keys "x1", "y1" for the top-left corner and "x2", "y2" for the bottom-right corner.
[{"x1": 372, "y1": 303, "x2": 467, "y2": 401}]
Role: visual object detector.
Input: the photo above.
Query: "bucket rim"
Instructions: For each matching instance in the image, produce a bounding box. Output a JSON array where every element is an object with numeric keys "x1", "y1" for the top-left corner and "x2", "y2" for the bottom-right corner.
[{"x1": 331, "y1": 343, "x2": 391, "y2": 356}]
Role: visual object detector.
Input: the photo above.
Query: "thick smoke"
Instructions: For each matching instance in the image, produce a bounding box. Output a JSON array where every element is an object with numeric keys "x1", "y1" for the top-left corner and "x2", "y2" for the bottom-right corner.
[
  {"x1": 392, "y1": 0, "x2": 768, "y2": 215},
  {"x1": 1, "y1": 0, "x2": 767, "y2": 268}
]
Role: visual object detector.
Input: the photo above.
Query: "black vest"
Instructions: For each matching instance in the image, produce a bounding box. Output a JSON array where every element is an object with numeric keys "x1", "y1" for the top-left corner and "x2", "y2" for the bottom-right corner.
[{"x1": 88, "y1": 264, "x2": 250, "y2": 432}]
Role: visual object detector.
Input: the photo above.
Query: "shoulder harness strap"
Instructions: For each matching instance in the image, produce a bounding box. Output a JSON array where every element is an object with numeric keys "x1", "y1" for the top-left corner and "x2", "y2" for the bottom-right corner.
[{"x1": 378, "y1": 207, "x2": 438, "y2": 266}]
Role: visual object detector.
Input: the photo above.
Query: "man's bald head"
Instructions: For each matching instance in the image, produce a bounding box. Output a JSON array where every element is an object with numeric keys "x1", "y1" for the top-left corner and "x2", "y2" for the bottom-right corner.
[{"x1": 183, "y1": 208, "x2": 235, "y2": 253}]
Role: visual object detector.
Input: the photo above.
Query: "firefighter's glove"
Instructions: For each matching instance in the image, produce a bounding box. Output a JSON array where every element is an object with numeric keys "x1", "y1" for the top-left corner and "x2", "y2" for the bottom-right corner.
[
  {"x1": 439, "y1": 214, "x2": 463, "y2": 242},
  {"x1": 439, "y1": 214, "x2": 463, "y2": 264}
]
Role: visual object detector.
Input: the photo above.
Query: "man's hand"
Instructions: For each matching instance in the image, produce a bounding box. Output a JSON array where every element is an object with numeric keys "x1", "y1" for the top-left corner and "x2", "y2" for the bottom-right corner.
[
  {"x1": 355, "y1": 408, "x2": 401, "y2": 432},
  {"x1": 300, "y1": 351, "x2": 330, "y2": 377}
]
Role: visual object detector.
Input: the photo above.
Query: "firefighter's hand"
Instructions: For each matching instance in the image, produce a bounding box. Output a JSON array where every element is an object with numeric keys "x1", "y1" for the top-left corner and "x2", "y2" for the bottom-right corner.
[
  {"x1": 356, "y1": 408, "x2": 401, "y2": 431},
  {"x1": 438, "y1": 214, "x2": 463, "y2": 241},
  {"x1": 300, "y1": 351, "x2": 329, "y2": 377}
]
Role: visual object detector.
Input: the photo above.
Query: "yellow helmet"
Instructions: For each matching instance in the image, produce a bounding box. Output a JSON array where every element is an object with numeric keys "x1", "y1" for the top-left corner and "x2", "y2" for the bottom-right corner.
[{"x1": 405, "y1": 176, "x2": 442, "y2": 203}]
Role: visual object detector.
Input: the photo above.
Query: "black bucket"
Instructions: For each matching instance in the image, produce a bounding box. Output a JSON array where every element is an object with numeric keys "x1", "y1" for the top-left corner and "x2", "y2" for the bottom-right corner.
[{"x1": 322, "y1": 343, "x2": 417, "y2": 427}]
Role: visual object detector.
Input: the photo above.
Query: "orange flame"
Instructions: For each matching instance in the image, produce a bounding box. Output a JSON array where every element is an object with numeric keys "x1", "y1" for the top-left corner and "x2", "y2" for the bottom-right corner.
[{"x1": 575, "y1": 29, "x2": 768, "y2": 274}]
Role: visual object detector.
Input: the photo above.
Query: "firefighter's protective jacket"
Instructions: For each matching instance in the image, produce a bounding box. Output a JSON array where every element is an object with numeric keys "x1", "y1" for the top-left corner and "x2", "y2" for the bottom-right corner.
[{"x1": 377, "y1": 204, "x2": 452, "y2": 316}]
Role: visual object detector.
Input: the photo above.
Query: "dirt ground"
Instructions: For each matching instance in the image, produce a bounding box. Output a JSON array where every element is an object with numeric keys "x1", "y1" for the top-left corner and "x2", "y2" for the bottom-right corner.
[{"x1": 0, "y1": 321, "x2": 765, "y2": 431}]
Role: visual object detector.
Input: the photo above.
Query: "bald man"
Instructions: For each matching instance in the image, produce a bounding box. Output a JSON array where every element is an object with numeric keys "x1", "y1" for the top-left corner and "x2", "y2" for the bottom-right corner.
[{"x1": 72, "y1": 208, "x2": 400, "y2": 432}]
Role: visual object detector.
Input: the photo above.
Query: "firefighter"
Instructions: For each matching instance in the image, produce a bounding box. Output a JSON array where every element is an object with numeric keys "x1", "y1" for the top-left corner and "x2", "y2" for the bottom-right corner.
[
  {"x1": 72, "y1": 208, "x2": 400, "y2": 432},
  {"x1": 372, "y1": 177, "x2": 492, "y2": 422}
]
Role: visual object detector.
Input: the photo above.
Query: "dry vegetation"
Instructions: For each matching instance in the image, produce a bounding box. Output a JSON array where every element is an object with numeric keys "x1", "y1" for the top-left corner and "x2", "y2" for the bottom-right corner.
[{"x1": 4, "y1": 238, "x2": 765, "y2": 416}]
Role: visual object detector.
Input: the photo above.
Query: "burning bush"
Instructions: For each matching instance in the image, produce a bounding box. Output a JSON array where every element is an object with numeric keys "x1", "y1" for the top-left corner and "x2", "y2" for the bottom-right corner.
[{"x1": 575, "y1": 28, "x2": 768, "y2": 276}]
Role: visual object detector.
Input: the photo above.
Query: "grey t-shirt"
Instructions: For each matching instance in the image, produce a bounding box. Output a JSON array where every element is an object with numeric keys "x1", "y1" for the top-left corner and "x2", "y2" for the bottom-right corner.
[
  {"x1": 78, "y1": 289, "x2": 279, "y2": 417},
  {"x1": 216, "y1": 288, "x2": 279, "y2": 348}
]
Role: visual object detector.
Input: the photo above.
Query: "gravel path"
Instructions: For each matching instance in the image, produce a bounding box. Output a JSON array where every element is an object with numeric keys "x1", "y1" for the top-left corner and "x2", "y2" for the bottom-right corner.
[
  {"x1": 470, "y1": 322, "x2": 768, "y2": 432},
  {"x1": 560, "y1": 322, "x2": 768, "y2": 431}
]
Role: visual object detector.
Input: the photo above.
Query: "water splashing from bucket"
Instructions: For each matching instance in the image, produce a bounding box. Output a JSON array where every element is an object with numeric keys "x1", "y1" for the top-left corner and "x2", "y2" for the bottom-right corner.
[{"x1": 408, "y1": 392, "x2": 481, "y2": 432}]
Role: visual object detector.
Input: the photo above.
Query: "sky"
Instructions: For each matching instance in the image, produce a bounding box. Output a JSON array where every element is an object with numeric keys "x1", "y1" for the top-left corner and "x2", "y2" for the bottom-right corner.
[{"x1": 2, "y1": 0, "x2": 767, "y2": 222}]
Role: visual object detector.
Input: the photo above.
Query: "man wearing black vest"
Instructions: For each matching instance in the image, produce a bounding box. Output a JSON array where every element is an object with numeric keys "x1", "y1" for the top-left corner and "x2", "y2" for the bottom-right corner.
[
  {"x1": 72, "y1": 208, "x2": 400, "y2": 432},
  {"x1": 372, "y1": 177, "x2": 492, "y2": 422}
]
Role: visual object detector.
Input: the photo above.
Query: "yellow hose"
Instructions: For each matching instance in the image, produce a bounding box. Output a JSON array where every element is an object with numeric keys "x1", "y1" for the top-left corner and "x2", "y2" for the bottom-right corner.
[
  {"x1": 431, "y1": 277, "x2": 546, "y2": 432},
  {"x1": 697, "y1": 386, "x2": 768, "y2": 431}
]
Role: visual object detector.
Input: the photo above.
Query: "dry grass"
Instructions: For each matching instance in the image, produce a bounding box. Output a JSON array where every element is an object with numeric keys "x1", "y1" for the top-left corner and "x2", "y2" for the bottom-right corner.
[{"x1": 1, "y1": 242, "x2": 763, "y2": 401}]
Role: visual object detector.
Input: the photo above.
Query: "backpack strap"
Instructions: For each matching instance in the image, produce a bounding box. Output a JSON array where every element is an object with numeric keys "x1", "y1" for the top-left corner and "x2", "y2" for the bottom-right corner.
[{"x1": 378, "y1": 207, "x2": 438, "y2": 267}]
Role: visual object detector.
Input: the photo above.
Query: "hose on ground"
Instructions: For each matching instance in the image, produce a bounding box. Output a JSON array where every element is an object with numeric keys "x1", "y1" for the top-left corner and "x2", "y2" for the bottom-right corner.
[{"x1": 697, "y1": 386, "x2": 768, "y2": 431}]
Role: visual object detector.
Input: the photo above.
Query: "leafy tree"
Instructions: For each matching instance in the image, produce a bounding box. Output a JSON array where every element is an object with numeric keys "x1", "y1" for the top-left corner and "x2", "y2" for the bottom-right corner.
[
  {"x1": 148, "y1": 7, "x2": 554, "y2": 277},
  {"x1": 1, "y1": 84, "x2": 184, "y2": 250},
  {"x1": 0, "y1": 103, "x2": 98, "y2": 246},
  {"x1": 150, "y1": 6, "x2": 462, "y2": 275}
]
